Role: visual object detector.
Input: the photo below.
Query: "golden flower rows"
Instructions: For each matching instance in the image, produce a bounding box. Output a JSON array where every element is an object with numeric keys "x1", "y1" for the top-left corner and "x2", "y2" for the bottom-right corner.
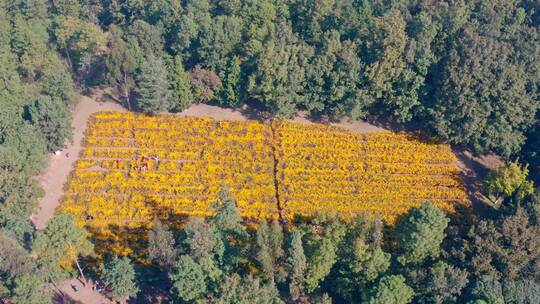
[
  {"x1": 62, "y1": 112, "x2": 278, "y2": 231},
  {"x1": 271, "y1": 120, "x2": 467, "y2": 222},
  {"x1": 60, "y1": 112, "x2": 468, "y2": 256}
]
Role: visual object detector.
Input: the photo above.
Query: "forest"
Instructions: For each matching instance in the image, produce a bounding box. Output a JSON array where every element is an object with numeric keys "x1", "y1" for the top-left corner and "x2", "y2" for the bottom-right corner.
[{"x1": 0, "y1": 0, "x2": 539, "y2": 303}]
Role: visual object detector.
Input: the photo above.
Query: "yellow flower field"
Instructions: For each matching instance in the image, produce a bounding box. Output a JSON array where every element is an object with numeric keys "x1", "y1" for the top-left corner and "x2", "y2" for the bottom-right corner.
[
  {"x1": 59, "y1": 111, "x2": 468, "y2": 257},
  {"x1": 272, "y1": 121, "x2": 467, "y2": 222},
  {"x1": 61, "y1": 112, "x2": 277, "y2": 227}
]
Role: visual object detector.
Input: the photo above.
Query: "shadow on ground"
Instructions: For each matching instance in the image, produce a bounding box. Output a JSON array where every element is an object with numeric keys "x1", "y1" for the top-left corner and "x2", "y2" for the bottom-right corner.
[
  {"x1": 453, "y1": 148, "x2": 502, "y2": 217},
  {"x1": 53, "y1": 292, "x2": 84, "y2": 304}
]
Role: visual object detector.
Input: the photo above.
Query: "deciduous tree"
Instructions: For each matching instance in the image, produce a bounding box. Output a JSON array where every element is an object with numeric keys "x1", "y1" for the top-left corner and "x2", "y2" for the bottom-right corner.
[
  {"x1": 188, "y1": 65, "x2": 221, "y2": 103},
  {"x1": 247, "y1": 21, "x2": 313, "y2": 117},
  {"x1": 483, "y1": 161, "x2": 534, "y2": 207},
  {"x1": 304, "y1": 30, "x2": 367, "y2": 118},
  {"x1": 169, "y1": 255, "x2": 207, "y2": 303},
  {"x1": 106, "y1": 25, "x2": 136, "y2": 107},
  {"x1": 428, "y1": 30, "x2": 538, "y2": 156},
  {"x1": 148, "y1": 219, "x2": 176, "y2": 269},
  {"x1": 213, "y1": 273, "x2": 282, "y2": 304},
  {"x1": 197, "y1": 15, "x2": 243, "y2": 71},
  {"x1": 33, "y1": 214, "x2": 93, "y2": 284}
]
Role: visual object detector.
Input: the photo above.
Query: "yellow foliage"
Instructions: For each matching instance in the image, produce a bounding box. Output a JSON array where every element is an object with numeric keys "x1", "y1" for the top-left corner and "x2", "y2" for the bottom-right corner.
[
  {"x1": 271, "y1": 120, "x2": 467, "y2": 222},
  {"x1": 60, "y1": 112, "x2": 468, "y2": 257}
]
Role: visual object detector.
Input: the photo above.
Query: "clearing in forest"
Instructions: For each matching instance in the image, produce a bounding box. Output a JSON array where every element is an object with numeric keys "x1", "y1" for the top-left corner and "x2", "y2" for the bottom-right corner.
[{"x1": 59, "y1": 111, "x2": 468, "y2": 256}]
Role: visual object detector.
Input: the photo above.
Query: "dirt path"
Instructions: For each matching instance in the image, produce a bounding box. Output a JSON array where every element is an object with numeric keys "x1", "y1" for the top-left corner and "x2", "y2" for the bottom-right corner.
[
  {"x1": 182, "y1": 105, "x2": 387, "y2": 133},
  {"x1": 180, "y1": 102, "x2": 249, "y2": 121},
  {"x1": 31, "y1": 92, "x2": 126, "y2": 230}
]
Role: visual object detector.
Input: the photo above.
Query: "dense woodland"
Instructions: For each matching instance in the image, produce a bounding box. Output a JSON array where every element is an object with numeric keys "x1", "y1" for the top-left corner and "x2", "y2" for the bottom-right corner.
[{"x1": 0, "y1": 0, "x2": 539, "y2": 303}]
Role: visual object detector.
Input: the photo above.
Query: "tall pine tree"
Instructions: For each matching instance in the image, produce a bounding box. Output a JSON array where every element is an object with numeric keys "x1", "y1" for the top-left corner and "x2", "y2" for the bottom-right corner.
[
  {"x1": 169, "y1": 55, "x2": 192, "y2": 112},
  {"x1": 219, "y1": 56, "x2": 242, "y2": 107},
  {"x1": 287, "y1": 230, "x2": 306, "y2": 301},
  {"x1": 135, "y1": 54, "x2": 172, "y2": 113}
]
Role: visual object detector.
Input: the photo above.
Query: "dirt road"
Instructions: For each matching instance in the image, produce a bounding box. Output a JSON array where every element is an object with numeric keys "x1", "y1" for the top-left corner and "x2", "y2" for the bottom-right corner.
[{"x1": 31, "y1": 93, "x2": 126, "y2": 230}]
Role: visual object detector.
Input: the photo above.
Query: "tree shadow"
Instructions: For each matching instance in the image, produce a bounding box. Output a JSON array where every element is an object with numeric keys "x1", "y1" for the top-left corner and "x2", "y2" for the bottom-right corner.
[
  {"x1": 83, "y1": 203, "x2": 192, "y2": 265},
  {"x1": 238, "y1": 102, "x2": 273, "y2": 122},
  {"x1": 452, "y1": 148, "x2": 496, "y2": 217},
  {"x1": 132, "y1": 265, "x2": 172, "y2": 304},
  {"x1": 52, "y1": 292, "x2": 84, "y2": 304},
  {"x1": 78, "y1": 203, "x2": 193, "y2": 303}
]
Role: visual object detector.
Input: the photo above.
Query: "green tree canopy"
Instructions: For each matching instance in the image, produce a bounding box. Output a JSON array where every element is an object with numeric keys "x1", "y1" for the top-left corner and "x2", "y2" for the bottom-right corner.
[
  {"x1": 219, "y1": 56, "x2": 242, "y2": 107},
  {"x1": 305, "y1": 30, "x2": 368, "y2": 119},
  {"x1": 212, "y1": 273, "x2": 282, "y2": 304},
  {"x1": 303, "y1": 213, "x2": 346, "y2": 293},
  {"x1": 483, "y1": 161, "x2": 535, "y2": 207},
  {"x1": 428, "y1": 29, "x2": 538, "y2": 156},
  {"x1": 127, "y1": 20, "x2": 164, "y2": 56},
  {"x1": 0, "y1": 164, "x2": 43, "y2": 234},
  {"x1": 168, "y1": 55, "x2": 192, "y2": 111},
  {"x1": 366, "y1": 275, "x2": 414, "y2": 304},
  {"x1": 463, "y1": 207, "x2": 540, "y2": 280},
  {"x1": 413, "y1": 261, "x2": 469, "y2": 304},
  {"x1": 197, "y1": 15, "x2": 243, "y2": 71},
  {"x1": 10, "y1": 274, "x2": 51, "y2": 304},
  {"x1": 135, "y1": 54, "x2": 172, "y2": 113},
  {"x1": 364, "y1": 10, "x2": 422, "y2": 122},
  {"x1": 208, "y1": 186, "x2": 248, "y2": 270},
  {"x1": 331, "y1": 218, "x2": 390, "y2": 302},
  {"x1": 169, "y1": 255, "x2": 207, "y2": 303},
  {"x1": 254, "y1": 220, "x2": 285, "y2": 282},
  {"x1": 247, "y1": 21, "x2": 313, "y2": 117},
  {"x1": 106, "y1": 25, "x2": 136, "y2": 106},
  {"x1": 287, "y1": 230, "x2": 306, "y2": 301},
  {"x1": 53, "y1": 15, "x2": 106, "y2": 69},
  {"x1": 99, "y1": 256, "x2": 139, "y2": 301},
  {"x1": 26, "y1": 94, "x2": 73, "y2": 152},
  {"x1": 179, "y1": 216, "x2": 223, "y2": 262},
  {"x1": 32, "y1": 214, "x2": 93, "y2": 282},
  {"x1": 2, "y1": 124, "x2": 47, "y2": 174},
  {"x1": 396, "y1": 203, "x2": 449, "y2": 265}
]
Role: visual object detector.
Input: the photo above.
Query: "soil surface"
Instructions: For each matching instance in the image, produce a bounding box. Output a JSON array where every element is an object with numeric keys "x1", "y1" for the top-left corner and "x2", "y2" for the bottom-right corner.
[
  {"x1": 454, "y1": 149, "x2": 503, "y2": 213},
  {"x1": 55, "y1": 278, "x2": 112, "y2": 304}
]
